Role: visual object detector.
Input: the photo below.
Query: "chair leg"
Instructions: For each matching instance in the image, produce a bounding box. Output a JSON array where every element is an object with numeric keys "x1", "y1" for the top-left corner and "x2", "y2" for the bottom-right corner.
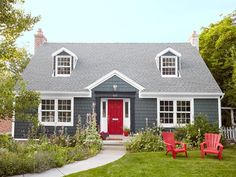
[
  {"x1": 185, "y1": 151, "x2": 188, "y2": 158},
  {"x1": 172, "y1": 152, "x2": 176, "y2": 159},
  {"x1": 218, "y1": 153, "x2": 222, "y2": 160},
  {"x1": 201, "y1": 151, "x2": 205, "y2": 159}
]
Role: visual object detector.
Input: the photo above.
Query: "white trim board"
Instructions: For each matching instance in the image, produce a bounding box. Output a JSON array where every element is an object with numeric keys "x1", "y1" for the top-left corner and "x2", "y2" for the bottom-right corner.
[
  {"x1": 85, "y1": 70, "x2": 145, "y2": 91},
  {"x1": 51, "y1": 47, "x2": 78, "y2": 60},
  {"x1": 140, "y1": 92, "x2": 224, "y2": 98},
  {"x1": 156, "y1": 47, "x2": 182, "y2": 58}
]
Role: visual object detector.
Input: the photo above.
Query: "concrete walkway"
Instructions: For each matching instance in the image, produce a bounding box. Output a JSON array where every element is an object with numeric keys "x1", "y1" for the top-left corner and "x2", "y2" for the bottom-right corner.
[{"x1": 12, "y1": 145, "x2": 126, "y2": 177}]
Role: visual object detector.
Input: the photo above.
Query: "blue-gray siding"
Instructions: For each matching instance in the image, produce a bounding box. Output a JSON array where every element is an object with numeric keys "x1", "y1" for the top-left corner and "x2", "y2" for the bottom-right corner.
[
  {"x1": 14, "y1": 75, "x2": 219, "y2": 138},
  {"x1": 194, "y1": 98, "x2": 219, "y2": 123},
  {"x1": 93, "y1": 75, "x2": 137, "y2": 92},
  {"x1": 135, "y1": 98, "x2": 157, "y2": 130}
]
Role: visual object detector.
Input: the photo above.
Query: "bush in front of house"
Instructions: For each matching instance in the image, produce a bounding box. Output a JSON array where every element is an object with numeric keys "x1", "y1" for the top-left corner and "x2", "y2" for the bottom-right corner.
[
  {"x1": 174, "y1": 114, "x2": 219, "y2": 148},
  {"x1": 0, "y1": 113, "x2": 102, "y2": 176},
  {"x1": 125, "y1": 126, "x2": 164, "y2": 152}
]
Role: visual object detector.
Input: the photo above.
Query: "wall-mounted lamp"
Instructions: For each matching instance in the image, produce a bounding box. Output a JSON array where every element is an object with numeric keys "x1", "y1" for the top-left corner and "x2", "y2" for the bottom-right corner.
[{"x1": 113, "y1": 84, "x2": 117, "y2": 91}]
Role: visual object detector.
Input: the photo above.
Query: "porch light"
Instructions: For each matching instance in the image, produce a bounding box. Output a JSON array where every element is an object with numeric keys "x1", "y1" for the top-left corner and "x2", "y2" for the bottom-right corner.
[{"x1": 113, "y1": 84, "x2": 117, "y2": 91}]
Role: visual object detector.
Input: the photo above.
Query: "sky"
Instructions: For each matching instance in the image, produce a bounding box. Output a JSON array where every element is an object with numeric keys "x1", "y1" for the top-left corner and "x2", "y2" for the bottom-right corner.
[{"x1": 16, "y1": 0, "x2": 236, "y2": 54}]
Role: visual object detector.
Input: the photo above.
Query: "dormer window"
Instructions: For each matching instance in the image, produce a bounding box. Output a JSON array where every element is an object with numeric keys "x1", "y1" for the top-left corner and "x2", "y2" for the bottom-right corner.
[
  {"x1": 52, "y1": 47, "x2": 78, "y2": 77},
  {"x1": 161, "y1": 56, "x2": 177, "y2": 77},
  {"x1": 56, "y1": 56, "x2": 71, "y2": 76},
  {"x1": 156, "y1": 47, "x2": 181, "y2": 78}
]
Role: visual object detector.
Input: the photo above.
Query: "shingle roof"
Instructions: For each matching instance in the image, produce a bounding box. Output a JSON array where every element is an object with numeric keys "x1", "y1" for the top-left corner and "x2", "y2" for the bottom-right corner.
[{"x1": 23, "y1": 43, "x2": 222, "y2": 94}]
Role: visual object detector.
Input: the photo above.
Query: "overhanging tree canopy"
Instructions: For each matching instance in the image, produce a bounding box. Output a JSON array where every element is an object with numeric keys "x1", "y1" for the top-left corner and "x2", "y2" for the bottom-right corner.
[
  {"x1": 0, "y1": 0, "x2": 40, "y2": 120},
  {"x1": 199, "y1": 11, "x2": 236, "y2": 107}
]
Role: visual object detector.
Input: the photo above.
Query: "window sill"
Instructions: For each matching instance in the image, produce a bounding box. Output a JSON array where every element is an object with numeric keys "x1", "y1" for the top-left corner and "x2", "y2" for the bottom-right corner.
[{"x1": 40, "y1": 122, "x2": 73, "y2": 126}]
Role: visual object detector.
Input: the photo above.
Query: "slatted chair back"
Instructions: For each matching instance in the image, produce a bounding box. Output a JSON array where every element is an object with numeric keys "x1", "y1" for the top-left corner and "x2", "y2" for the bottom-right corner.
[
  {"x1": 162, "y1": 132, "x2": 175, "y2": 147},
  {"x1": 204, "y1": 133, "x2": 221, "y2": 150}
]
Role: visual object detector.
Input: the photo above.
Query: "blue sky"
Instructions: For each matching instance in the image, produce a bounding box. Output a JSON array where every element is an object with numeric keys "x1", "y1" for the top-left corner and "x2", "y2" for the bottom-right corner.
[{"x1": 17, "y1": 0, "x2": 235, "y2": 53}]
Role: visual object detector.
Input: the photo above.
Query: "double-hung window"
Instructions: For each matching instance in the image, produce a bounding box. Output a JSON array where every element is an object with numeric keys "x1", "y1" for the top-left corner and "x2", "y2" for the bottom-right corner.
[
  {"x1": 161, "y1": 56, "x2": 177, "y2": 77},
  {"x1": 40, "y1": 99, "x2": 73, "y2": 126},
  {"x1": 159, "y1": 99, "x2": 192, "y2": 127},
  {"x1": 56, "y1": 56, "x2": 71, "y2": 76},
  {"x1": 160, "y1": 101, "x2": 174, "y2": 124}
]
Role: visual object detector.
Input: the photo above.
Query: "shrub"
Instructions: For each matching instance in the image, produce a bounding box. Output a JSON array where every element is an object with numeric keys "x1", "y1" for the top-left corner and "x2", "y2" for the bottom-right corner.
[
  {"x1": 126, "y1": 127, "x2": 164, "y2": 152},
  {"x1": 174, "y1": 114, "x2": 219, "y2": 148},
  {"x1": 0, "y1": 112, "x2": 102, "y2": 176}
]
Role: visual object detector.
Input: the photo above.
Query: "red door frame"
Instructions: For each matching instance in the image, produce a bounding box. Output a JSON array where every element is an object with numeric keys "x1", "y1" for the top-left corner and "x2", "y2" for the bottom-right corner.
[{"x1": 108, "y1": 99, "x2": 123, "y2": 135}]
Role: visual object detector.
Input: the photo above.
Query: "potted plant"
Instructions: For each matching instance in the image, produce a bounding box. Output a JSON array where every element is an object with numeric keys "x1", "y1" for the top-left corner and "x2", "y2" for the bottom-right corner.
[
  {"x1": 100, "y1": 131, "x2": 109, "y2": 140},
  {"x1": 123, "y1": 127, "x2": 130, "y2": 136}
]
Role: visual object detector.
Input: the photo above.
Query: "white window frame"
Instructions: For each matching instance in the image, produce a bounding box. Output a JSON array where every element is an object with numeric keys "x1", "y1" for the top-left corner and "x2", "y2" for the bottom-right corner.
[
  {"x1": 38, "y1": 98, "x2": 74, "y2": 126},
  {"x1": 55, "y1": 55, "x2": 72, "y2": 77},
  {"x1": 160, "y1": 56, "x2": 178, "y2": 77},
  {"x1": 157, "y1": 98, "x2": 193, "y2": 128}
]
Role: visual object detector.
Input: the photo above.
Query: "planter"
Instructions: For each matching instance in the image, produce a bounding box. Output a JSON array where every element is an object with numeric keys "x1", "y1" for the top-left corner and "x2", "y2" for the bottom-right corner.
[
  {"x1": 100, "y1": 131, "x2": 109, "y2": 140},
  {"x1": 123, "y1": 131, "x2": 129, "y2": 136}
]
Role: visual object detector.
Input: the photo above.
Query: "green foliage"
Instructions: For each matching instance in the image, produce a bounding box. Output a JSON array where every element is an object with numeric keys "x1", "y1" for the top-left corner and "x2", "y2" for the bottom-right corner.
[
  {"x1": 0, "y1": 108, "x2": 102, "y2": 176},
  {"x1": 0, "y1": 0, "x2": 40, "y2": 120},
  {"x1": 126, "y1": 127, "x2": 164, "y2": 152},
  {"x1": 85, "y1": 113, "x2": 102, "y2": 147},
  {"x1": 199, "y1": 11, "x2": 236, "y2": 107},
  {"x1": 175, "y1": 114, "x2": 219, "y2": 148}
]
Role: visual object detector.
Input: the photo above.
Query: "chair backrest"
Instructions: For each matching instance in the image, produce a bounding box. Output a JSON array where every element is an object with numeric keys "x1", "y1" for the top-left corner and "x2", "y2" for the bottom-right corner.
[
  {"x1": 204, "y1": 133, "x2": 221, "y2": 149},
  {"x1": 162, "y1": 132, "x2": 175, "y2": 147}
]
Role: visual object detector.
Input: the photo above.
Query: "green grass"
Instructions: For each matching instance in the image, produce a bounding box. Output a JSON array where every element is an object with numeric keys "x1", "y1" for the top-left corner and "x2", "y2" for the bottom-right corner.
[{"x1": 66, "y1": 145, "x2": 236, "y2": 177}]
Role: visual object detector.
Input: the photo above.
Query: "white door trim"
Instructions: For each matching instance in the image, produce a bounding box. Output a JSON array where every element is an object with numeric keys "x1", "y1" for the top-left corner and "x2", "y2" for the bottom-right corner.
[{"x1": 100, "y1": 98, "x2": 131, "y2": 133}]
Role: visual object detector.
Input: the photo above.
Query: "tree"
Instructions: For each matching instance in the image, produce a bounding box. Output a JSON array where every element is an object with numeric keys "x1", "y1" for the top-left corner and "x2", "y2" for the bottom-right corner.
[
  {"x1": 199, "y1": 11, "x2": 236, "y2": 107},
  {"x1": 0, "y1": 0, "x2": 40, "y2": 120}
]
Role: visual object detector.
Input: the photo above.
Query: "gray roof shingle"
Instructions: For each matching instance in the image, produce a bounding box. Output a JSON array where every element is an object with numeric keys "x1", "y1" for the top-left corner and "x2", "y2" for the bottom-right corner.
[{"x1": 23, "y1": 43, "x2": 222, "y2": 94}]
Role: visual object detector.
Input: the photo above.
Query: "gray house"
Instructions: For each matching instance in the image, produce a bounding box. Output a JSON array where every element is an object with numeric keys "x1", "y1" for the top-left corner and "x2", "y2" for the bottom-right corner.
[{"x1": 13, "y1": 29, "x2": 223, "y2": 139}]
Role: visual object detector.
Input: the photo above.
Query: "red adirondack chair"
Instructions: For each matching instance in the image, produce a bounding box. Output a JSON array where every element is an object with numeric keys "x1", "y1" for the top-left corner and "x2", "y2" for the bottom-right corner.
[
  {"x1": 162, "y1": 132, "x2": 188, "y2": 159},
  {"x1": 200, "y1": 133, "x2": 224, "y2": 160}
]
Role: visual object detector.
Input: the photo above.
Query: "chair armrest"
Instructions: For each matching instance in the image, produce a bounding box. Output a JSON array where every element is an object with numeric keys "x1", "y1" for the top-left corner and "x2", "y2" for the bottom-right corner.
[
  {"x1": 175, "y1": 141, "x2": 187, "y2": 150},
  {"x1": 217, "y1": 143, "x2": 224, "y2": 151},
  {"x1": 175, "y1": 141, "x2": 182, "y2": 145},
  {"x1": 200, "y1": 142, "x2": 207, "y2": 150},
  {"x1": 163, "y1": 142, "x2": 174, "y2": 149}
]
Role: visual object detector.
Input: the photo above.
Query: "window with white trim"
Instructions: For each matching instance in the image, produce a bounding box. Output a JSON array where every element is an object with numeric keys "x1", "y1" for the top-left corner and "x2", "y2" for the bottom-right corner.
[
  {"x1": 159, "y1": 100, "x2": 192, "y2": 127},
  {"x1": 124, "y1": 101, "x2": 129, "y2": 118},
  {"x1": 161, "y1": 56, "x2": 177, "y2": 76},
  {"x1": 56, "y1": 56, "x2": 71, "y2": 76},
  {"x1": 58, "y1": 100, "x2": 71, "y2": 122},
  {"x1": 160, "y1": 101, "x2": 174, "y2": 124},
  {"x1": 40, "y1": 99, "x2": 73, "y2": 126},
  {"x1": 102, "y1": 101, "x2": 107, "y2": 118},
  {"x1": 41, "y1": 100, "x2": 55, "y2": 122},
  {"x1": 177, "y1": 101, "x2": 191, "y2": 124}
]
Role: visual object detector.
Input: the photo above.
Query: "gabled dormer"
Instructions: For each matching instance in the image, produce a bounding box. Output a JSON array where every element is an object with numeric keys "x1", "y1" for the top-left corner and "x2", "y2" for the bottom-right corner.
[
  {"x1": 51, "y1": 47, "x2": 78, "y2": 77},
  {"x1": 155, "y1": 47, "x2": 181, "y2": 78}
]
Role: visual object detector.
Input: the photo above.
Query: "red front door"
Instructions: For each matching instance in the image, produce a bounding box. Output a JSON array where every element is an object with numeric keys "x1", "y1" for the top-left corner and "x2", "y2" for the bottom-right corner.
[{"x1": 108, "y1": 100, "x2": 123, "y2": 135}]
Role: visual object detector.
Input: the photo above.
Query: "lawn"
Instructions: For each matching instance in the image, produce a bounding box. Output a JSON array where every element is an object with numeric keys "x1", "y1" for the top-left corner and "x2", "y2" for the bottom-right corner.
[{"x1": 66, "y1": 145, "x2": 236, "y2": 177}]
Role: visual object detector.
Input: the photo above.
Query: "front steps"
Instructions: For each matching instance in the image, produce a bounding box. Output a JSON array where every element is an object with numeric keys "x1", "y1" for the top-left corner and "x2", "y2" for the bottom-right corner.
[{"x1": 103, "y1": 135, "x2": 132, "y2": 146}]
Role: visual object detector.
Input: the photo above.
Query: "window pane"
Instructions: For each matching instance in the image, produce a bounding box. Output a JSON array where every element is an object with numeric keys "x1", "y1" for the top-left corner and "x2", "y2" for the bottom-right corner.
[
  {"x1": 102, "y1": 101, "x2": 106, "y2": 117},
  {"x1": 42, "y1": 111, "x2": 55, "y2": 122},
  {"x1": 57, "y1": 67, "x2": 71, "y2": 75},
  {"x1": 125, "y1": 102, "x2": 129, "y2": 118},
  {"x1": 41, "y1": 100, "x2": 54, "y2": 110},
  {"x1": 58, "y1": 100, "x2": 71, "y2": 110},
  {"x1": 58, "y1": 112, "x2": 71, "y2": 122}
]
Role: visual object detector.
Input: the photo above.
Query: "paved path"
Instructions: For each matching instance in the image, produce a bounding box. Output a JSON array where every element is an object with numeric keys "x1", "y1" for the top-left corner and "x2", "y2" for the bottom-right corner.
[{"x1": 12, "y1": 145, "x2": 126, "y2": 177}]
